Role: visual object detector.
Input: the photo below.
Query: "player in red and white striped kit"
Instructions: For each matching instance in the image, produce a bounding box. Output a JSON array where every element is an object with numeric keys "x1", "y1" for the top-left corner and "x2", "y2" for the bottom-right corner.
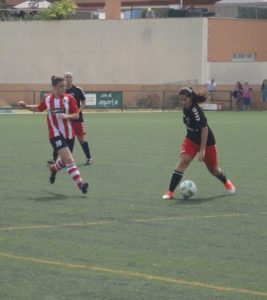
[{"x1": 19, "y1": 76, "x2": 89, "y2": 194}]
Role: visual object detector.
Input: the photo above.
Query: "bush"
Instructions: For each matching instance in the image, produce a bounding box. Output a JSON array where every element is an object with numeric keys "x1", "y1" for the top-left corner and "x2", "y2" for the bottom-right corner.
[{"x1": 41, "y1": 0, "x2": 77, "y2": 20}]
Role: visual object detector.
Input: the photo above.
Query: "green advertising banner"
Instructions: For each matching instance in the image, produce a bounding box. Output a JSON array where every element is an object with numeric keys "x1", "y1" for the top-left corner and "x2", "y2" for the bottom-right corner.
[
  {"x1": 84, "y1": 91, "x2": 123, "y2": 108},
  {"x1": 40, "y1": 91, "x2": 123, "y2": 109}
]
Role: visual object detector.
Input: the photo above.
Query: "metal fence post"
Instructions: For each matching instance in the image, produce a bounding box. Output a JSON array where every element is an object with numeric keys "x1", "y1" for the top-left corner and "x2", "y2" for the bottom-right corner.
[{"x1": 162, "y1": 90, "x2": 165, "y2": 112}]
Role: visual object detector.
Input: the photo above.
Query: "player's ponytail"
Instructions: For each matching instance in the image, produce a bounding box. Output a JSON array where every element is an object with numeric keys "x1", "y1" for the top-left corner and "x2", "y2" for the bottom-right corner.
[
  {"x1": 179, "y1": 87, "x2": 208, "y2": 104},
  {"x1": 51, "y1": 75, "x2": 64, "y2": 87}
]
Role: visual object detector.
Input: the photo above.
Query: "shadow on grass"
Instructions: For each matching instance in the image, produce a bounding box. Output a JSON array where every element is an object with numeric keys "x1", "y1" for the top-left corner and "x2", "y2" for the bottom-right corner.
[
  {"x1": 25, "y1": 191, "x2": 69, "y2": 202},
  {"x1": 173, "y1": 193, "x2": 230, "y2": 205}
]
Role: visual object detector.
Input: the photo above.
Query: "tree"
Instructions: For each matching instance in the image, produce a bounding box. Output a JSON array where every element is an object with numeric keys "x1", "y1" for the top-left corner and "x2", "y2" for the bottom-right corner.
[
  {"x1": 0, "y1": 0, "x2": 6, "y2": 9},
  {"x1": 41, "y1": 0, "x2": 77, "y2": 20}
]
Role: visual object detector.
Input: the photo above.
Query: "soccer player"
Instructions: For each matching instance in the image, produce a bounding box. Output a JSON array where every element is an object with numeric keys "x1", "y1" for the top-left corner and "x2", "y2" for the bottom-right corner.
[
  {"x1": 48, "y1": 72, "x2": 93, "y2": 165},
  {"x1": 19, "y1": 76, "x2": 89, "y2": 194},
  {"x1": 162, "y1": 87, "x2": 236, "y2": 200}
]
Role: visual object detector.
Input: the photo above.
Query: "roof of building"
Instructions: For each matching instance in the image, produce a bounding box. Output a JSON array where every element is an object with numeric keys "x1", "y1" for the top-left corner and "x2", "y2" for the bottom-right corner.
[{"x1": 216, "y1": 0, "x2": 267, "y2": 5}]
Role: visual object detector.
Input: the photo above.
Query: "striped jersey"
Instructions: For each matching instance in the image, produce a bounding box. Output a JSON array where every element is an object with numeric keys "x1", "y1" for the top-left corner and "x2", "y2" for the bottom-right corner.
[
  {"x1": 37, "y1": 93, "x2": 79, "y2": 139},
  {"x1": 183, "y1": 103, "x2": 215, "y2": 146}
]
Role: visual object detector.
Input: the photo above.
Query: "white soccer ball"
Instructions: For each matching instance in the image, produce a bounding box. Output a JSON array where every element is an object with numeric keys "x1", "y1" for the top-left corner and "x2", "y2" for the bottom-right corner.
[{"x1": 179, "y1": 180, "x2": 197, "y2": 199}]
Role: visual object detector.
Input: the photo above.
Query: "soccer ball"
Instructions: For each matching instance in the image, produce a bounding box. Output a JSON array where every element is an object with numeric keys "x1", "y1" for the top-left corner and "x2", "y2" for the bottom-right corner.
[{"x1": 179, "y1": 180, "x2": 197, "y2": 199}]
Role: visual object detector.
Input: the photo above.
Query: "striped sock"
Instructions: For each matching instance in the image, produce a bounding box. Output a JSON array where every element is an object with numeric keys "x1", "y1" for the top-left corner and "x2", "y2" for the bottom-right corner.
[
  {"x1": 50, "y1": 159, "x2": 65, "y2": 173},
  {"x1": 169, "y1": 170, "x2": 184, "y2": 192},
  {"x1": 66, "y1": 162, "x2": 83, "y2": 188}
]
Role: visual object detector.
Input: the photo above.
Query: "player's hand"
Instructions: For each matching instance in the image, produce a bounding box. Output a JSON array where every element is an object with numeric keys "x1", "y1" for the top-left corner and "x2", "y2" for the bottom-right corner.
[
  {"x1": 198, "y1": 150, "x2": 205, "y2": 162},
  {"x1": 61, "y1": 113, "x2": 68, "y2": 119},
  {"x1": 19, "y1": 101, "x2": 26, "y2": 108}
]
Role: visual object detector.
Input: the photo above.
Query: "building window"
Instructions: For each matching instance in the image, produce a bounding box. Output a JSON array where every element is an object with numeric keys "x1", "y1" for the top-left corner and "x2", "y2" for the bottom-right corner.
[{"x1": 232, "y1": 53, "x2": 256, "y2": 62}]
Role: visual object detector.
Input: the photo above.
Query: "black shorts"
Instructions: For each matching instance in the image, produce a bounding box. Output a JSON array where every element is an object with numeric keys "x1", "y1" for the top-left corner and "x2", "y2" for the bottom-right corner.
[{"x1": 50, "y1": 136, "x2": 75, "y2": 153}]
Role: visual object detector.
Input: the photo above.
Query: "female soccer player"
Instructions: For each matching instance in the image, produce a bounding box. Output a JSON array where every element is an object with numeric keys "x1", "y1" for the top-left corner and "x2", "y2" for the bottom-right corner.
[
  {"x1": 19, "y1": 76, "x2": 89, "y2": 194},
  {"x1": 162, "y1": 87, "x2": 235, "y2": 200}
]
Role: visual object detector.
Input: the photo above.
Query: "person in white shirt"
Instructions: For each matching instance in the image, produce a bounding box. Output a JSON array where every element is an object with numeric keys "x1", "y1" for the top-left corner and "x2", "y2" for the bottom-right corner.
[{"x1": 206, "y1": 78, "x2": 217, "y2": 101}]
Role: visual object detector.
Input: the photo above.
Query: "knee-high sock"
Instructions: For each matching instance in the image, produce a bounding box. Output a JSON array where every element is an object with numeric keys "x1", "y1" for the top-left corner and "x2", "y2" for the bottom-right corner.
[
  {"x1": 66, "y1": 162, "x2": 83, "y2": 188},
  {"x1": 81, "y1": 141, "x2": 91, "y2": 159},
  {"x1": 169, "y1": 170, "x2": 184, "y2": 192},
  {"x1": 50, "y1": 159, "x2": 65, "y2": 173},
  {"x1": 216, "y1": 172, "x2": 227, "y2": 184}
]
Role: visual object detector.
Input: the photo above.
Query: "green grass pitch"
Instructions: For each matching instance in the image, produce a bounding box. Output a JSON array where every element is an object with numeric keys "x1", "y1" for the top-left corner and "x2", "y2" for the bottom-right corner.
[{"x1": 0, "y1": 111, "x2": 267, "y2": 300}]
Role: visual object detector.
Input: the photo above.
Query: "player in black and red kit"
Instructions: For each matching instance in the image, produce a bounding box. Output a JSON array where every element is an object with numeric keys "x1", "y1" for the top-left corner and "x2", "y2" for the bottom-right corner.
[
  {"x1": 48, "y1": 72, "x2": 93, "y2": 165},
  {"x1": 163, "y1": 87, "x2": 236, "y2": 199}
]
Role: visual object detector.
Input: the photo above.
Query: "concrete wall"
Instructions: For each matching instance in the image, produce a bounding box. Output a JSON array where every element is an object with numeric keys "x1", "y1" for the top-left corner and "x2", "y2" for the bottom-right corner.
[
  {"x1": 207, "y1": 18, "x2": 267, "y2": 84},
  {"x1": 208, "y1": 62, "x2": 267, "y2": 85},
  {"x1": 0, "y1": 18, "x2": 205, "y2": 85}
]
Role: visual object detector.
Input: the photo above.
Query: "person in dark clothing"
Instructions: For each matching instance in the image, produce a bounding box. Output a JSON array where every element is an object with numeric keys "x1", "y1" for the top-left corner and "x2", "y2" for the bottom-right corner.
[
  {"x1": 231, "y1": 81, "x2": 243, "y2": 111},
  {"x1": 162, "y1": 87, "x2": 236, "y2": 200}
]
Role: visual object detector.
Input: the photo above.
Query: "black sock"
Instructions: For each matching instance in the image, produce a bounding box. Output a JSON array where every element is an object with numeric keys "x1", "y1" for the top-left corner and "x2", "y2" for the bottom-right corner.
[
  {"x1": 169, "y1": 170, "x2": 184, "y2": 192},
  {"x1": 217, "y1": 172, "x2": 227, "y2": 184},
  {"x1": 81, "y1": 141, "x2": 91, "y2": 159},
  {"x1": 53, "y1": 149, "x2": 58, "y2": 161}
]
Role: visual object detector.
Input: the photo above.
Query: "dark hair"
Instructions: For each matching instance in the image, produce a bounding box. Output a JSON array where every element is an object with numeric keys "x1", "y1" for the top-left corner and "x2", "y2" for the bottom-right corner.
[
  {"x1": 179, "y1": 87, "x2": 207, "y2": 104},
  {"x1": 51, "y1": 75, "x2": 64, "y2": 87},
  {"x1": 236, "y1": 81, "x2": 242, "y2": 90}
]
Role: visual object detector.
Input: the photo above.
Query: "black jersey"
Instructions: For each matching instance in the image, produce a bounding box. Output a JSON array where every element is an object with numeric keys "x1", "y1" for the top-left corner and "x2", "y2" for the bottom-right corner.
[
  {"x1": 65, "y1": 85, "x2": 86, "y2": 122},
  {"x1": 183, "y1": 104, "x2": 216, "y2": 146}
]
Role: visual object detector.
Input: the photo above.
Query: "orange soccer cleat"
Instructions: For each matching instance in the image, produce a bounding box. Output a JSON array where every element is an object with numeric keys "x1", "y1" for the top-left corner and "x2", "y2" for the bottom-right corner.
[
  {"x1": 224, "y1": 179, "x2": 236, "y2": 194},
  {"x1": 162, "y1": 190, "x2": 174, "y2": 200}
]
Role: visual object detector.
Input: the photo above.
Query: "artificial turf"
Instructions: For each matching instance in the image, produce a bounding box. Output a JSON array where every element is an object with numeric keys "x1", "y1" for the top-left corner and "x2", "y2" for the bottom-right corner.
[{"x1": 0, "y1": 111, "x2": 266, "y2": 300}]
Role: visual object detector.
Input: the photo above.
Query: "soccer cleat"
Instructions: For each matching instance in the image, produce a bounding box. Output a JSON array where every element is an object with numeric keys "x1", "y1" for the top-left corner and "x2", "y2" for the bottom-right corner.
[
  {"x1": 162, "y1": 190, "x2": 174, "y2": 200},
  {"x1": 80, "y1": 182, "x2": 89, "y2": 194},
  {"x1": 224, "y1": 179, "x2": 236, "y2": 194},
  {"x1": 47, "y1": 159, "x2": 56, "y2": 165},
  {"x1": 85, "y1": 158, "x2": 93, "y2": 166},
  {"x1": 49, "y1": 171, "x2": 57, "y2": 184}
]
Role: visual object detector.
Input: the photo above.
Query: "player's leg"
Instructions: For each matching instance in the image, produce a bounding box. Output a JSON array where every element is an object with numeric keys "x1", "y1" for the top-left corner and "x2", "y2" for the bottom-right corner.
[
  {"x1": 204, "y1": 145, "x2": 236, "y2": 194},
  {"x1": 73, "y1": 122, "x2": 92, "y2": 165},
  {"x1": 49, "y1": 137, "x2": 88, "y2": 194},
  {"x1": 49, "y1": 137, "x2": 74, "y2": 183},
  {"x1": 47, "y1": 148, "x2": 58, "y2": 165},
  {"x1": 57, "y1": 146, "x2": 89, "y2": 194},
  {"x1": 162, "y1": 138, "x2": 197, "y2": 199}
]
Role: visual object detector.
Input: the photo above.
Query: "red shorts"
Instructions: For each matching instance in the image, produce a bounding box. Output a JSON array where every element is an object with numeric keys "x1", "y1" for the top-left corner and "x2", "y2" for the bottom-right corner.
[
  {"x1": 180, "y1": 138, "x2": 218, "y2": 169},
  {"x1": 72, "y1": 122, "x2": 86, "y2": 137}
]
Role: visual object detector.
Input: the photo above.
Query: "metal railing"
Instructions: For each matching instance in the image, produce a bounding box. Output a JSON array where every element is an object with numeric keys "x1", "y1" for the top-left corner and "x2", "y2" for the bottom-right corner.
[
  {"x1": 0, "y1": 89, "x2": 265, "y2": 112},
  {"x1": 238, "y1": 6, "x2": 267, "y2": 20},
  {"x1": 0, "y1": 7, "x2": 215, "y2": 21}
]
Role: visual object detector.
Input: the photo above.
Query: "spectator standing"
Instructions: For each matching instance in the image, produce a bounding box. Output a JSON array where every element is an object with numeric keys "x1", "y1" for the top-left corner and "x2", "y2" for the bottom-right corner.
[
  {"x1": 261, "y1": 79, "x2": 267, "y2": 110},
  {"x1": 242, "y1": 82, "x2": 252, "y2": 111},
  {"x1": 206, "y1": 78, "x2": 216, "y2": 101},
  {"x1": 261, "y1": 79, "x2": 267, "y2": 101},
  {"x1": 145, "y1": 8, "x2": 156, "y2": 18},
  {"x1": 231, "y1": 81, "x2": 243, "y2": 111}
]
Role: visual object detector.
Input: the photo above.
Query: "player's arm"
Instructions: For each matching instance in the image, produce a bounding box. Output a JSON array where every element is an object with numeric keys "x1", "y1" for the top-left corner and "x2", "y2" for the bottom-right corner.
[
  {"x1": 79, "y1": 100, "x2": 86, "y2": 113},
  {"x1": 199, "y1": 127, "x2": 208, "y2": 162},
  {"x1": 79, "y1": 88, "x2": 86, "y2": 113},
  {"x1": 62, "y1": 96, "x2": 79, "y2": 120},
  {"x1": 19, "y1": 101, "x2": 38, "y2": 112},
  {"x1": 62, "y1": 112, "x2": 79, "y2": 120}
]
